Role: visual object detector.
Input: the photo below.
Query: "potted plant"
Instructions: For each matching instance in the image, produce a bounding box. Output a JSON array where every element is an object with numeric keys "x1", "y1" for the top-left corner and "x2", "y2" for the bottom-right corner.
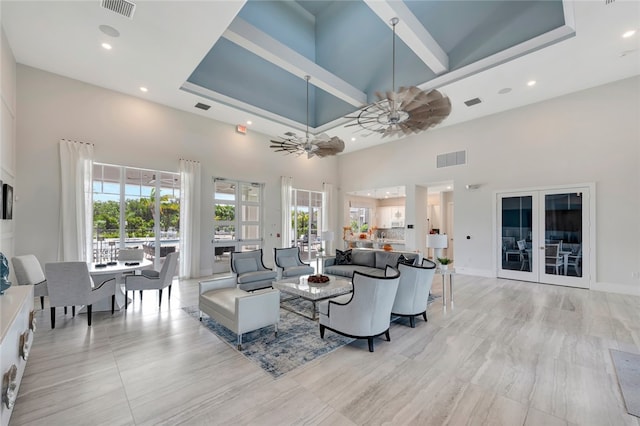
[{"x1": 437, "y1": 257, "x2": 452, "y2": 270}]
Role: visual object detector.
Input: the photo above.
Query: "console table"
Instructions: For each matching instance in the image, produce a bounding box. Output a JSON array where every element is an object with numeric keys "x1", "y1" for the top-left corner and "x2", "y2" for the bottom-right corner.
[{"x1": 1, "y1": 285, "x2": 35, "y2": 426}]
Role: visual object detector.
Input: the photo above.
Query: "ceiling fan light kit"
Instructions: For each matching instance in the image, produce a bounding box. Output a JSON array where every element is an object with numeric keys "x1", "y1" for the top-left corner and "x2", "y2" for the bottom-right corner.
[
  {"x1": 270, "y1": 75, "x2": 345, "y2": 159},
  {"x1": 346, "y1": 17, "x2": 452, "y2": 138}
]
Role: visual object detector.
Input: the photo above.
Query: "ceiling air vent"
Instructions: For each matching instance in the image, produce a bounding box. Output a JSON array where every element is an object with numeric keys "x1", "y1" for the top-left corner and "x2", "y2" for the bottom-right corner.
[
  {"x1": 437, "y1": 150, "x2": 466, "y2": 168},
  {"x1": 194, "y1": 102, "x2": 211, "y2": 111},
  {"x1": 464, "y1": 97, "x2": 482, "y2": 107},
  {"x1": 100, "y1": 0, "x2": 136, "y2": 19}
]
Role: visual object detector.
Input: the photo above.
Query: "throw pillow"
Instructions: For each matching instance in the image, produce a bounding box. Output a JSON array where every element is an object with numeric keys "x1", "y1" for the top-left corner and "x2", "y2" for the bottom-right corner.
[
  {"x1": 235, "y1": 258, "x2": 258, "y2": 274},
  {"x1": 397, "y1": 254, "x2": 415, "y2": 266},
  {"x1": 335, "y1": 249, "x2": 352, "y2": 265}
]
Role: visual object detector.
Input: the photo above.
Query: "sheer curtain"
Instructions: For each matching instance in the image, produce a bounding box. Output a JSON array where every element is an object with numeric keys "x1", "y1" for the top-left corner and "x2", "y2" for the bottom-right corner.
[
  {"x1": 179, "y1": 159, "x2": 201, "y2": 279},
  {"x1": 281, "y1": 176, "x2": 293, "y2": 248},
  {"x1": 322, "y1": 182, "x2": 335, "y2": 255},
  {"x1": 58, "y1": 139, "x2": 94, "y2": 261}
]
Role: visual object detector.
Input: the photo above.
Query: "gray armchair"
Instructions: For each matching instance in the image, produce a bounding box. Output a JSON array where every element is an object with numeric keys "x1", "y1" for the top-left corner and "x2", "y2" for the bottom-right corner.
[
  {"x1": 274, "y1": 247, "x2": 314, "y2": 278},
  {"x1": 12, "y1": 255, "x2": 48, "y2": 310},
  {"x1": 45, "y1": 262, "x2": 116, "y2": 328},
  {"x1": 391, "y1": 261, "x2": 436, "y2": 327},
  {"x1": 124, "y1": 251, "x2": 178, "y2": 308},
  {"x1": 230, "y1": 249, "x2": 277, "y2": 291},
  {"x1": 319, "y1": 266, "x2": 400, "y2": 352}
]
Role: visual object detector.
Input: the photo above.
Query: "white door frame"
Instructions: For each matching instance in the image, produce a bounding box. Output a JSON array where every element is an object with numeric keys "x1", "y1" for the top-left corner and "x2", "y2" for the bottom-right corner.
[{"x1": 494, "y1": 183, "x2": 596, "y2": 289}]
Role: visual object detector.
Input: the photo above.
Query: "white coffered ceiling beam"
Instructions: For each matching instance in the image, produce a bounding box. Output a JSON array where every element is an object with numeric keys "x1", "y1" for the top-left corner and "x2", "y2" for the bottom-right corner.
[
  {"x1": 364, "y1": 0, "x2": 449, "y2": 75},
  {"x1": 223, "y1": 18, "x2": 367, "y2": 107}
]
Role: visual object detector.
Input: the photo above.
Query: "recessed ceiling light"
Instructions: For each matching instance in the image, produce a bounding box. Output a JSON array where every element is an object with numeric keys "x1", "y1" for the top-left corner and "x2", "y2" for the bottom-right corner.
[
  {"x1": 101, "y1": 42, "x2": 112, "y2": 50},
  {"x1": 139, "y1": 87, "x2": 148, "y2": 92},
  {"x1": 622, "y1": 30, "x2": 636, "y2": 38},
  {"x1": 351, "y1": 137, "x2": 356, "y2": 141},
  {"x1": 447, "y1": 186, "x2": 452, "y2": 190},
  {"x1": 527, "y1": 80, "x2": 536, "y2": 87},
  {"x1": 246, "y1": 120, "x2": 252, "y2": 125}
]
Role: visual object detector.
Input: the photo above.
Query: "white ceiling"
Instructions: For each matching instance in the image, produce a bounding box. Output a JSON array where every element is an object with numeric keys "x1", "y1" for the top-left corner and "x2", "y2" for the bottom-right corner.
[{"x1": 1, "y1": 1, "x2": 639, "y2": 154}]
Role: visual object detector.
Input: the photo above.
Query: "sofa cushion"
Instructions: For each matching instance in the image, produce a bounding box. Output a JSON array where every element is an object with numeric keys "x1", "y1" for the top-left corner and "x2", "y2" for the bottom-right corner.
[
  {"x1": 352, "y1": 249, "x2": 375, "y2": 267},
  {"x1": 282, "y1": 265, "x2": 314, "y2": 277},
  {"x1": 236, "y1": 269, "x2": 277, "y2": 284},
  {"x1": 324, "y1": 264, "x2": 383, "y2": 278},
  {"x1": 375, "y1": 251, "x2": 402, "y2": 269},
  {"x1": 335, "y1": 249, "x2": 352, "y2": 265},
  {"x1": 235, "y1": 258, "x2": 258, "y2": 274},
  {"x1": 279, "y1": 257, "x2": 298, "y2": 268}
]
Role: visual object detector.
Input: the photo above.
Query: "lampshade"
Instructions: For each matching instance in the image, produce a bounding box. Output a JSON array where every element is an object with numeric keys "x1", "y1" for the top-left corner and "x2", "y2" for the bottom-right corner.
[
  {"x1": 426, "y1": 234, "x2": 448, "y2": 249},
  {"x1": 321, "y1": 231, "x2": 334, "y2": 241}
]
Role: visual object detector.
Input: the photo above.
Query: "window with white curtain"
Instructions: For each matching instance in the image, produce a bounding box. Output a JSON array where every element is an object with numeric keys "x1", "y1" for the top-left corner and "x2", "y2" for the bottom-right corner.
[
  {"x1": 92, "y1": 163, "x2": 180, "y2": 268},
  {"x1": 291, "y1": 189, "x2": 324, "y2": 262}
]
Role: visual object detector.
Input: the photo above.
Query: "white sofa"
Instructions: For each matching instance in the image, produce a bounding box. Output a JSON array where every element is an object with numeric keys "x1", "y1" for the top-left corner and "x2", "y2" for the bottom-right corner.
[{"x1": 198, "y1": 279, "x2": 280, "y2": 350}]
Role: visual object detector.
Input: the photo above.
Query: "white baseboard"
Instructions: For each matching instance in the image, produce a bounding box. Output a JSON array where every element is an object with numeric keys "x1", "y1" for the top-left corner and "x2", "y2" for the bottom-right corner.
[
  {"x1": 454, "y1": 267, "x2": 495, "y2": 278},
  {"x1": 591, "y1": 281, "x2": 640, "y2": 296}
]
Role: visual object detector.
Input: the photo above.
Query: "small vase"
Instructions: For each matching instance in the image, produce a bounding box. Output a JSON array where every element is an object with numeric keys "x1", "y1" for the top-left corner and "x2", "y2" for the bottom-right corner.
[{"x1": 439, "y1": 264, "x2": 448, "y2": 270}]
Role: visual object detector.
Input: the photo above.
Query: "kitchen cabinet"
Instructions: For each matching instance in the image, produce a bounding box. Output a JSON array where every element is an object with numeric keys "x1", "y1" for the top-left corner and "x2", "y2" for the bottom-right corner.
[{"x1": 376, "y1": 206, "x2": 405, "y2": 228}]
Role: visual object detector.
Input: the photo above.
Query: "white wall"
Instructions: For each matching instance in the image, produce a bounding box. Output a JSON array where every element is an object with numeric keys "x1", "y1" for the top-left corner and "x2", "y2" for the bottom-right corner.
[
  {"x1": 1, "y1": 25, "x2": 16, "y2": 277},
  {"x1": 338, "y1": 76, "x2": 640, "y2": 295},
  {"x1": 14, "y1": 65, "x2": 340, "y2": 276}
]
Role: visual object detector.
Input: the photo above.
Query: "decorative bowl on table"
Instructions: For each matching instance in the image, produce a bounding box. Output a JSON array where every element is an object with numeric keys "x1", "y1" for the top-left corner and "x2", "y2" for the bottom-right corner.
[{"x1": 307, "y1": 274, "x2": 330, "y2": 285}]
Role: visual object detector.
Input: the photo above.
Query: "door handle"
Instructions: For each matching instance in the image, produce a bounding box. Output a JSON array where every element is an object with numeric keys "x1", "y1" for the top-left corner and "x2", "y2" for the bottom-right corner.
[{"x1": 540, "y1": 246, "x2": 545, "y2": 250}]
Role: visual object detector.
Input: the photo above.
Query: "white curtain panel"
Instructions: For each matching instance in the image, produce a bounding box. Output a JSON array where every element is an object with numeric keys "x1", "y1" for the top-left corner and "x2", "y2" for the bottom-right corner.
[
  {"x1": 179, "y1": 159, "x2": 201, "y2": 279},
  {"x1": 281, "y1": 176, "x2": 293, "y2": 248},
  {"x1": 322, "y1": 182, "x2": 335, "y2": 255},
  {"x1": 58, "y1": 139, "x2": 94, "y2": 261}
]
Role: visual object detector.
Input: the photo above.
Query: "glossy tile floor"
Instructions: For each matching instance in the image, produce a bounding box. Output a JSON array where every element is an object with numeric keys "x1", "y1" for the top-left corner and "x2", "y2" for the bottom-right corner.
[{"x1": 11, "y1": 275, "x2": 640, "y2": 426}]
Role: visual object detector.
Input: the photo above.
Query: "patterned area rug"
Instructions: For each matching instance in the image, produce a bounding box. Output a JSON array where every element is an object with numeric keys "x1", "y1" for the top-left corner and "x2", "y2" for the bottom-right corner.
[
  {"x1": 183, "y1": 294, "x2": 439, "y2": 378},
  {"x1": 611, "y1": 349, "x2": 640, "y2": 417}
]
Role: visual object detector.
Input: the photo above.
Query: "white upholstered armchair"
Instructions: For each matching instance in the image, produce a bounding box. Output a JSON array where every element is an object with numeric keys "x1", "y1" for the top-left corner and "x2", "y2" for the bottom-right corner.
[
  {"x1": 319, "y1": 266, "x2": 400, "y2": 352},
  {"x1": 391, "y1": 261, "x2": 436, "y2": 327},
  {"x1": 274, "y1": 247, "x2": 314, "y2": 278},
  {"x1": 230, "y1": 249, "x2": 277, "y2": 291}
]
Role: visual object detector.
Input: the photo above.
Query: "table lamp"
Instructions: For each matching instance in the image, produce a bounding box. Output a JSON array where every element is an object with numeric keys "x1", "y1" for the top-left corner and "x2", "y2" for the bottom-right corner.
[{"x1": 426, "y1": 234, "x2": 448, "y2": 261}]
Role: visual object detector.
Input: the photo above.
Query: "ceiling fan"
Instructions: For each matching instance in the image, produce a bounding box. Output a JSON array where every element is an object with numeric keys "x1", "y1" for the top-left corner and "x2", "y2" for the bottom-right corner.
[
  {"x1": 346, "y1": 17, "x2": 451, "y2": 138},
  {"x1": 270, "y1": 75, "x2": 345, "y2": 159}
]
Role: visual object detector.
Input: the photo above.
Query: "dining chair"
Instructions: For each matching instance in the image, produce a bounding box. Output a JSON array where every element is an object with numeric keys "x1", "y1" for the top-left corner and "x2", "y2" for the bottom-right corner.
[
  {"x1": 124, "y1": 251, "x2": 178, "y2": 308},
  {"x1": 545, "y1": 244, "x2": 563, "y2": 275},
  {"x1": 567, "y1": 245, "x2": 583, "y2": 276},
  {"x1": 517, "y1": 240, "x2": 530, "y2": 271},
  {"x1": 45, "y1": 262, "x2": 116, "y2": 328},
  {"x1": 12, "y1": 255, "x2": 48, "y2": 310}
]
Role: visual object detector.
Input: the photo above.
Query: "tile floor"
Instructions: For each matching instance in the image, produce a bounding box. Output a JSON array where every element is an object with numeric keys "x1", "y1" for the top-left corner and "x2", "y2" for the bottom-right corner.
[{"x1": 9, "y1": 274, "x2": 640, "y2": 425}]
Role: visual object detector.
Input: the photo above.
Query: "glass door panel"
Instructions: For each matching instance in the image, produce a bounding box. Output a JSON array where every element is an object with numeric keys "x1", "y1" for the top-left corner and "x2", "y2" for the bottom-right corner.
[
  {"x1": 497, "y1": 193, "x2": 538, "y2": 281},
  {"x1": 539, "y1": 189, "x2": 588, "y2": 288}
]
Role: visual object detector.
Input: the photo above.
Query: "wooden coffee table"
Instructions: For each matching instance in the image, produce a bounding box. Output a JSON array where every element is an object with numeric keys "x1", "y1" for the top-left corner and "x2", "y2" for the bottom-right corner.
[{"x1": 272, "y1": 275, "x2": 352, "y2": 320}]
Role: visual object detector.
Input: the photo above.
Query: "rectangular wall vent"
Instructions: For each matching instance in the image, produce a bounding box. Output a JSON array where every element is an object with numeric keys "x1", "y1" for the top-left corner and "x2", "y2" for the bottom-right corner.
[
  {"x1": 437, "y1": 150, "x2": 467, "y2": 168},
  {"x1": 195, "y1": 102, "x2": 211, "y2": 111},
  {"x1": 464, "y1": 97, "x2": 482, "y2": 107},
  {"x1": 100, "y1": 0, "x2": 136, "y2": 19}
]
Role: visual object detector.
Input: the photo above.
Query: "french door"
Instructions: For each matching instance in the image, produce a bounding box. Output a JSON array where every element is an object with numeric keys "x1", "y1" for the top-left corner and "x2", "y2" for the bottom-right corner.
[
  {"x1": 211, "y1": 178, "x2": 264, "y2": 274},
  {"x1": 497, "y1": 185, "x2": 592, "y2": 288}
]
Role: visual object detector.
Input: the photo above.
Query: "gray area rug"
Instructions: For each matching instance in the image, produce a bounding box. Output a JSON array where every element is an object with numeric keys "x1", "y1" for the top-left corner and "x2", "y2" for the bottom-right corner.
[
  {"x1": 610, "y1": 349, "x2": 640, "y2": 418},
  {"x1": 183, "y1": 294, "x2": 439, "y2": 378}
]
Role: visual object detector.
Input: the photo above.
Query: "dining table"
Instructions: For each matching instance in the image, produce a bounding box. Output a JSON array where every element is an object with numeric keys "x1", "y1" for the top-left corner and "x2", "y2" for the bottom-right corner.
[{"x1": 86, "y1": 259, "x2": 153, "y2": 312}]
